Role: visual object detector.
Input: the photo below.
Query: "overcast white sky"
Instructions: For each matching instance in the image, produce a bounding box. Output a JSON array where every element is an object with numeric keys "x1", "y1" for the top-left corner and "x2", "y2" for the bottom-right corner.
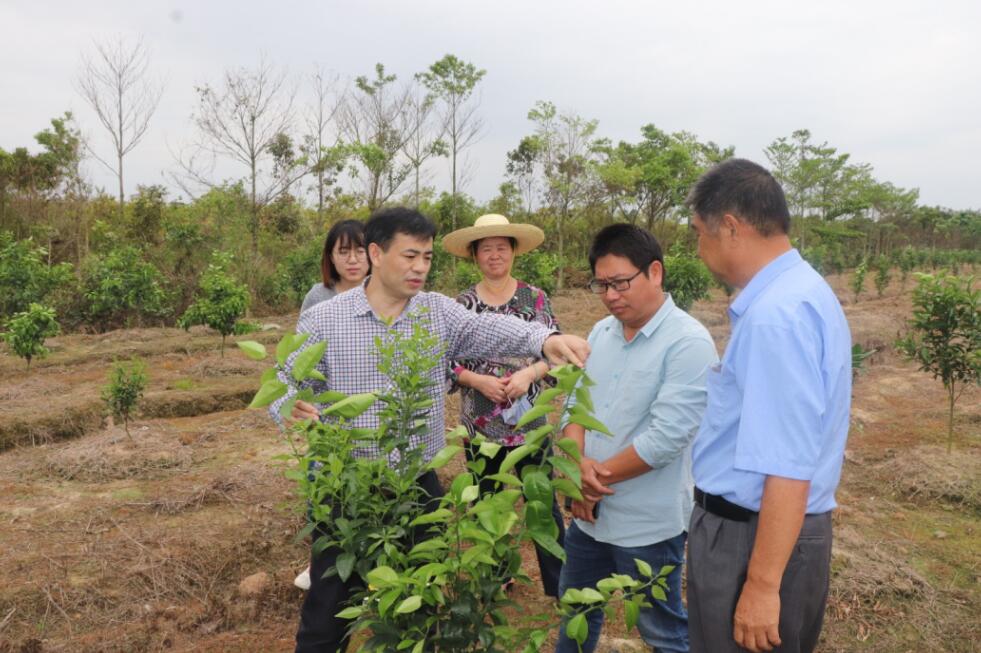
[{"x1": 2, "y1": 0, "x2": 979, "y2": 210}]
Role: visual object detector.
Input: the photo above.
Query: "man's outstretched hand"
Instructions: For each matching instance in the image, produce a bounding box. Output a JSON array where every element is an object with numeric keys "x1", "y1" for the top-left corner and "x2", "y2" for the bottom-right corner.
[{"x1": 543, "y1": 334, "x2": 590, "y2": 368}]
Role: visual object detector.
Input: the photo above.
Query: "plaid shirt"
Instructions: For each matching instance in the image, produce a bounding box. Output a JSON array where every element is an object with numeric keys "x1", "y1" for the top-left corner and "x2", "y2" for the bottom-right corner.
[{"x1": 270, "y1": 281, "x2": 556, "y2": 463}]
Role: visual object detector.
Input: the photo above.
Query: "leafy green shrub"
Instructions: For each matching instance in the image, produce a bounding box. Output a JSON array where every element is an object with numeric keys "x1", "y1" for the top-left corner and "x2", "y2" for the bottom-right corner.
[
  {"x1": 81, "y1": 246, "x2": 170, "y2": 331},
  {"x1": 0, "y1": 232, "x2": 74, "y2": 319},
  {"x1": 453, "y1": 260, "x2": 482, "y2": 290},
  {"x1": 850, "y1": 258, "x2": 868, "y2": 303},
  {"x1": 896, "y1": 273, "x2": 980, "y2": 453},
  {"x1": 2, "y1": 303, "x2": 60, "y2": 368},
  {"x1": 515, "y1": 250, "x2": 560, "y2": 295},
  {"x1": 851, "y1": 343, "x2": 876, "y2": 378},
  {"x1": 874, "y1": 256, "x2": 891, "y2": 298},
  {"x1": 179, "y1": 251, "x2": 249, "y2": 356},
  {"x1": 898, "y1": 247, "x2": 916, "y2": 290},
  {"x1": 663, "y1": 252, "x2": 713, "y2": 311},
  {"x1": 273, "y1": 238, "x2": 322, "y2": 308},
  {"x1": 102, "y1": 358, "x2": 148, "y2": 439},
  {"x1": 240, "y1": 318, "x2": 671, "y2": 651}
]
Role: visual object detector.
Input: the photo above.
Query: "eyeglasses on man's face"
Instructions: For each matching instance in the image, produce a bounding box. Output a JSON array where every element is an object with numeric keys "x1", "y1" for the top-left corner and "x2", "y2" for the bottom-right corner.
[{"x1": 587, "y1": 269, "x2": 643, "y2": 294}]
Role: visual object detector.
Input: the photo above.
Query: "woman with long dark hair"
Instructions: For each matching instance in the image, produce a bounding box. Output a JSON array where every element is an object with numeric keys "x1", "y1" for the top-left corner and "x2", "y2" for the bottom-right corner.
[{"x1": 300, "y1": 219, "x2": 369, "y2": 313}]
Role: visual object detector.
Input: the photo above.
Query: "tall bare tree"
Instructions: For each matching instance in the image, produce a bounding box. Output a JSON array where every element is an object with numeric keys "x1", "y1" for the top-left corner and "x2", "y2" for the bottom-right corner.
[
  {"x1": 179, "y1": 58, "x2": 304, "y2": 263},
  {"x1": 304, "y1": 67, "x2": 346, "y2": 217},
  {"x1": 75, "y1": 36, "x2": 162, "y2": 220},
  {"x1": 338, "y1": 64, "x2": 414, "y2": 210},
  {"x1": 402, "y1": 84, "x2": 446, "y2": 207},
  {"x1": 417, "y1": 54, "x2": 485, "y2": 231}
]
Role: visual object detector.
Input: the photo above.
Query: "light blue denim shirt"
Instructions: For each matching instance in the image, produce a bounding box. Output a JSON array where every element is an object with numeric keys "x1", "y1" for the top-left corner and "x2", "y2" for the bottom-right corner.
[
  {"x1": 691, "y1": 249, "x2": 852, "y2": 514},
  {"x1": 574, "y1": 295, "x2": 718, "y2": 547}
]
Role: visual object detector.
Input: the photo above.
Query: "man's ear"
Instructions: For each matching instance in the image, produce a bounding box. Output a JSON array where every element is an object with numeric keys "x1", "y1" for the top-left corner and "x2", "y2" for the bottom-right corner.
[
  {"x1": 368, "y1": 242, "x2": 383, "y2": 267},
  {"x1": 721, "y1": 213, "x2": 741, "y2": 242},
  {"x1": 648, "y1": 259, "x2": 664, "y2": 287}
]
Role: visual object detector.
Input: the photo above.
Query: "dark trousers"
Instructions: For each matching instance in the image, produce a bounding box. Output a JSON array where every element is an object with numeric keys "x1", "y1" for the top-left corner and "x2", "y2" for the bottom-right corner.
[
  {"x1": 687, "y1": 505, "x2": 833, "y2": 653},
  {"x1": 465, "y1": 440, "x2": 566, "y2": 597},
  {"x1": 295, "y1": 469, "x2": 445, "y2": 653}
]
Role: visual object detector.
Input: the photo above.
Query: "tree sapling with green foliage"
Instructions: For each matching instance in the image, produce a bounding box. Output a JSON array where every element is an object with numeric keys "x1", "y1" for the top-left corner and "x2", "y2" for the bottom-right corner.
[
  {"x1": 896, "y1": 273, "x2": 980, "y2": 453},
  {"x1": 2, "y1": 303, "x2": 60, "y2": 368},
  {"x1": 179, "y1": 251, "x2": 250, "y2": 356},
  {"x1": 102, "y1": 357, "x2": 148, "y2": 440},
  {"x1": 850, "y1": 258, "x2": 868, "y2": 303},
  {"x1": 663, "y1": 250, "x2": 713, "y2": 312},
  {"x1": 874, "y1": 256, "x2": 891, "y2": 298}
]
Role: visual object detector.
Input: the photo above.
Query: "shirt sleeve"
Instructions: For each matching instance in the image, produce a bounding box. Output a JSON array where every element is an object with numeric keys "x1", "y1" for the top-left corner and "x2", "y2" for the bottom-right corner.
[
  {"x1": 732, "y1": 321, "x2": 826, "y2": 480},
  {"x1": 440, "y1": 294, "x2": 556, "y2": 363},
  {"x1": 268, "y1": 307, "x2": 331, "y2": 427},
  {"x1": 632, "y1": 335, "x2": 718, "y2": 469}
]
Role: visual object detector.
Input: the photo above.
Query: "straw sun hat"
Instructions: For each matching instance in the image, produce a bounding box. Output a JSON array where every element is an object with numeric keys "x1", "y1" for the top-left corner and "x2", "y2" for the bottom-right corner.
[{"x1": 441, "y1": 214, "x2": 545, "y2": 258}]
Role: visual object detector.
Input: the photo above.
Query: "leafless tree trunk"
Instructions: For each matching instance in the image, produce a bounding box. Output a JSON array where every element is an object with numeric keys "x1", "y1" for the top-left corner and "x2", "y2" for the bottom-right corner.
[
  {"x1": 304, "y1": 67, "x2": 344, "y2": 217},
  {"x1": 402, "y1": 85, "x2": 445, "y2": 208},
  {"x1": 75, "y1": 35, "x2": 162, "y2": 221}
]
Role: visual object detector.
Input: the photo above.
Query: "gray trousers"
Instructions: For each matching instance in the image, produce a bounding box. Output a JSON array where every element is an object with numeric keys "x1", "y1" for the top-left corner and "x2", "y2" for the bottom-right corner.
[{"x1": 687, "y1": 505, "x2": 832, "y2": 653}]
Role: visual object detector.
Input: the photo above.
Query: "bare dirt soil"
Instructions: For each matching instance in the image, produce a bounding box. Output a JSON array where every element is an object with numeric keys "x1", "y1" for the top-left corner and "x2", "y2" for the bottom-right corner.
[{"x1": 1, "y1": 277, "x2": 978, "y2": 652}]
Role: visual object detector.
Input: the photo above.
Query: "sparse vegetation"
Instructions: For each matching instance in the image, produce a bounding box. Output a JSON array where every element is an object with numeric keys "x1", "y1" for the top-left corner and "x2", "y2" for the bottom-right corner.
[{"x1": 102, "y1": 357, "x2": 148, "y2": 439}]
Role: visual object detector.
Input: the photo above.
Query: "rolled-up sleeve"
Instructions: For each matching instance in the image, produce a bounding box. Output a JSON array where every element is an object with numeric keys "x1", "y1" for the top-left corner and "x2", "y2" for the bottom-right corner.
[
  {"x1": 733, "y1": 322, "x2": 826, "y2": 480},
  {"x1": 633, "y1": 336, "x2": 718, "y2": 469}
]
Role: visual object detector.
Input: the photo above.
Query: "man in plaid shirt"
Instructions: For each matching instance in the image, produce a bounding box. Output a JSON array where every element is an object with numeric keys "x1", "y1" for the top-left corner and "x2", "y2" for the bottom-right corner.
[{"x1": 273, "y1": 207, "x2": 589, "y2": 653}]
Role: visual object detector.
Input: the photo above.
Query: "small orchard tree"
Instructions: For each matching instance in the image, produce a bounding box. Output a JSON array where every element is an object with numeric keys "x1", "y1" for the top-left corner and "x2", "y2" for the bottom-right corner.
[
  {"x1": 896, "y1": 273, "x2": 980, "y2": 453},
  {"x1": 2, "y1": 303, "x2": 60, "y2": 368},
  {"x1": 102, "y1": 358, "x2": 148, "y2": 440},
  {"x1": 179, "y1": 251, "x2": 249, "y2": 357},
  {"x1": 898, "y1": 247, "x2": 916, "y2": 290},
  {"x1": 850, "y1": 258, "x2": 868, "y2": 303},
  {"x1": 874, "y1": 256, "x2": 891, "y2": 298}
]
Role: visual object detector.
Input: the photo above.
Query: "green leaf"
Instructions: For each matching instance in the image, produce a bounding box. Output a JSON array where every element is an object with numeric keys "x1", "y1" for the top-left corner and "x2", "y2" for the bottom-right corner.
[
  {"x1": 307, "y1": 368, "x2": 326, "y2": 382},
  {"x1": 237, "y1": 340, "x2": 266, "y2": 360},
  {"x1": 335, "y1": 552, "x2": 355, "y2": 581},
  {"x1": 378, "y1": 588, "x2": 401, "y2": 616},
  {"x1": 277, "y1": 332, "x2": 309, "y2": 366},
  {"x1": 409, "y1": 508, "x2": 453, "y2": 526},
  {"x1": 322, "y1": 392, "x2": 377, "y2": 419},
  {"x1": 523, "y1": 470, "x2": 553, "y2": 505},
  {"x1": 335, "y1": 606, "x2": 363, "y2": 620},
  {"x1": 312, "y1": 389, "x2": 346, "y2": 403},
  {"x1": 477, "y1": 439, "x2": 502, "y2": 458},
  {"x1": 485, "y1": 472, "x2": 522, "y2": 487},
  {"x1": 596, "y1": 577, "x2": 622, "y2": 593},
  {"x1": 651, "y1": 585, "x2": 667, "y2": 601},
  {"x1": 249, "y1": 379, "x2": 288, "y2": 409},
  {"x1": 412, "y1": 641, "x2": 425, "y2": 653},
  {"x1": 574, "y1": 386, "x2": 594, "y2": 412},
  {"x1": 499, "y1": 444, "x2": 533, "y2": 474},
  {"x1": 624, "y1": 599, "x2": 639, "y2": 630},
  {"x1": 461, "y1": 484, "x2": 480, "y2": 503},
  {"x1": 578, "y1": 587, "x2": 604, "y2": 603},
  {"x1": 635, "y1": 558, "x2": 653, "y2": 578},
  {"x1": 551, "y1": 478, "x2": 583, "y2": 501},
  {"x1": 427, "y1": 444, "x2": 463, "y2": 470},
  {"x1": 514, "y1": 403, "x2": 553, "y2": 429},
  {"x1": 566, "y1": 613, "x2": 588, "y2": 645},
  {"x1": 366, "y1": 565, "x2": 399, "y2": 588},
  {"x1": 568, "y1": 413, "x2": 612, "y2": 435},
  {"x1": 534, "y1": 387, "x2": 562, "y2": 406},
  {"x1": 291, "y1": 340, "x2": 327, "y2": 382},
  {"x1": 260, "y1": 367, "x2": 278, "y2": 384},
  {"x1": 549, "y1": 455, "x2": 581, "y2": 487},
  {"x1": 555, "y1": 437, "x2": 582, "y2": 462}
]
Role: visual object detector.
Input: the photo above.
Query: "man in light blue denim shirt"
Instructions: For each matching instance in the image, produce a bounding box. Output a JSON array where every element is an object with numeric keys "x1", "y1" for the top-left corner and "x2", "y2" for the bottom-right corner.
[
  {"x1": 555, "y1": 224, "x2": 718, "y2": 653},
  {"x1": 686, "y1": 159, "x2": 851, "y2": 653}
]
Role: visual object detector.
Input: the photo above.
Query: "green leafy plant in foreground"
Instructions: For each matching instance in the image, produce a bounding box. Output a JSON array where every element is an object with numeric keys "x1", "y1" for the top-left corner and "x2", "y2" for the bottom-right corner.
[
  {"x1": 102, "y1": 357, "x2": 148, "y2": 440},
  {"x1": 240, "y1": 318, "x2": 672, "y2": 651},
  {"x1": 896, "y1": 273, "x2": 980, "y2": 453},
  {"x1": 2, "y1": 302, "x2": 60, "y2": 368}
]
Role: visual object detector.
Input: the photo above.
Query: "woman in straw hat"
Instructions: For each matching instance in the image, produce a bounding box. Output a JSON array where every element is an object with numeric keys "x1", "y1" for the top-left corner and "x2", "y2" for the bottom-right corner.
[{"x1": 442, "y1": 213, "x2": 566, "y2": 597}]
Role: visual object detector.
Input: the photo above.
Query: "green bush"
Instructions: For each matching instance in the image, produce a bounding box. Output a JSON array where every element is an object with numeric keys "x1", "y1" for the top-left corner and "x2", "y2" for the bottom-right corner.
[
  {"x1": 102, "y1": 358, "x2": 148, "y2": 439},
  {"x1": 663, "y1": 253, "x2": 713, "y2": 311},
  {"x1": 273, "y1": 238, "x2": 322, "y2": 308},
  {"x1": 178, "y1": 251, "x2": 250, "y2": 356},
  {"x1": 81, "y1": 246, "x2": 170, "y2": 331},
  {"x1": 515, "y1": 250, "x2": 560, "y2": 295},
  {"x1": 850, "y1": 258, "x2": 868, "y2": 303},
  {"x1": 0, "y1": 232, "x2": 74, "y2": 319},
  {"x1": 874, "y1": 256, "x2": 892, "y2": 298},
  {"x1": 2, "y1": 303, "x2": 60, "y2": 368},
  {"x1": 453, "y1": 260, "x2": 482, "y2": 291},
  {"x1": 896, "y1": 273, "x2": 980, "y2": 453}
]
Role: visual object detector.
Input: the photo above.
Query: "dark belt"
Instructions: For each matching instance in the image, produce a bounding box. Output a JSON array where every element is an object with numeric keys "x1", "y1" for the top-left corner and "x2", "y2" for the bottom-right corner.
[{"x1": 694, "y1": 487, "x2": 757, "y2": 522}]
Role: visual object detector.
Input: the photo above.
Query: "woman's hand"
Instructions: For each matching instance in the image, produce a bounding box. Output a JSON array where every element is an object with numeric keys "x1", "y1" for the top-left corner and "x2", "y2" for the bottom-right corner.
[
  {"x1": 504, "y1": 366, "x2": 537, "y2": 400},
  {"x1": 472, "y1": 374, "x2": 508, "y2": 404}
]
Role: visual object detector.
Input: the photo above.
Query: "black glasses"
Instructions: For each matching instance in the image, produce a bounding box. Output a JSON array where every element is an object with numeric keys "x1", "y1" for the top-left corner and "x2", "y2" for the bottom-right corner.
[{"x1": 587, "y1": 269, "x2": 643, "y2": 294}]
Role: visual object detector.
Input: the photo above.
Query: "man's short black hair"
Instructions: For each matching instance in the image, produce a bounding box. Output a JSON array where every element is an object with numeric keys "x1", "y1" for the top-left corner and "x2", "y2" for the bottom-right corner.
[
  {"x1": 588, "y1": 223, "x2": 664, "y2": 284},
  {"x1": 685, "y1": 158, "x2": 790, "y2": 236},
  {"x1": 364, "y1": 207, "x2": 437, "y2": 251}
]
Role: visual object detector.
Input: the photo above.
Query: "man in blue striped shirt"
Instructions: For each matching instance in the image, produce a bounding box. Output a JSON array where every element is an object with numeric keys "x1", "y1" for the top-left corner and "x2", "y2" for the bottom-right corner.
[
  {"x1": 685, "y1": 159, "x2": 852, "y2": 653},
  {"x1": 555, "y1": 224, "x2": 718, "y2": 653}
]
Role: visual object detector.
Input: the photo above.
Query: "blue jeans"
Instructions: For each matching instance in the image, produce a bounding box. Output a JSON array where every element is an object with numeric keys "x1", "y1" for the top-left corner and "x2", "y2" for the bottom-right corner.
[{"x1": 555, "y1": 522, "x2": 689, "y2": 653}]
